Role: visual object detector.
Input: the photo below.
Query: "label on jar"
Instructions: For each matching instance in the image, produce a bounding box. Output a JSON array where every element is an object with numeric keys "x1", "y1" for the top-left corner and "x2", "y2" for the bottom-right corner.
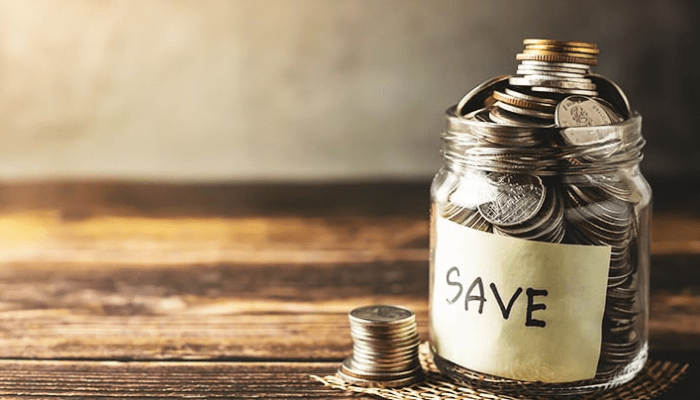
[{"x1": 431, "y1": 216, "x2": 611, "y2": 383}]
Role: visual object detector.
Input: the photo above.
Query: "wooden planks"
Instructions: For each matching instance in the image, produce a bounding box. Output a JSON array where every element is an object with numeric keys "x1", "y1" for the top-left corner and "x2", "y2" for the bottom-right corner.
[
  {"x1": 0, "y1": 360, "x2": 371, "y2": 399},
  {"x1": 0, "y1": 256, "x2": 697, "y2": 359},
  {"x1": 0, "y1": 260, "x2": 428, "y2": 360},
  {"x1": 0, "y1": 357, "x2": 695, "y2": 399}
]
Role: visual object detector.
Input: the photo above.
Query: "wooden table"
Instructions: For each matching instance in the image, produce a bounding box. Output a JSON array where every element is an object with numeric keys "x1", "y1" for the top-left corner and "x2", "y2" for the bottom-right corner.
[{"x1": 0, "y1": 180, "x2": 697, "y2": 398}]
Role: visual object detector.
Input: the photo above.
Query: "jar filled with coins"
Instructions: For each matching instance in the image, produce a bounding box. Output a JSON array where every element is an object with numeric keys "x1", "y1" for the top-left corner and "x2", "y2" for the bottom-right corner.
[{"x1": 429, "y1": 39, "x2": 651, "y2": 395}]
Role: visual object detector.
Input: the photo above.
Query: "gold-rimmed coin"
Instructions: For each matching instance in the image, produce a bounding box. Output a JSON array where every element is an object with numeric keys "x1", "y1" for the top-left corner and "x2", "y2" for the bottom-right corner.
[
  {"x1": 516, "y1": 52, "x2": 598, "y2": 66},
  {"x1": 504, "y1": 88, "x2": 559, "y2": 105},
  {"x1": 494, "y1": 101, "x2": 554, "y2": 120},
  {"x1": 493, "y1": 90, "x2": 556, "y2": 112},
  {"x1": 523, "y1": 39, "x2": 597, "y2": 49},
  {"x1": 523, "y1": 49, "x2": 598, "y2": 59},
  {"x1": 524, "y1": 44, "x2": 600, "y2": 55}
]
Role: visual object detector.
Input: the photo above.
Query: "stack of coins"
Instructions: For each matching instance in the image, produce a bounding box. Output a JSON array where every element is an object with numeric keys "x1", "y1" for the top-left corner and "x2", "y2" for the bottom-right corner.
[
  {"x1": 441, "y1": 39, "x2": 643, "y2": 379},
  {"x1": 460, "y1": 39, "x2": 624, "y2": 128},
  {"x1": 339, "y1": 305, "x2": 423, "y2": 388}
]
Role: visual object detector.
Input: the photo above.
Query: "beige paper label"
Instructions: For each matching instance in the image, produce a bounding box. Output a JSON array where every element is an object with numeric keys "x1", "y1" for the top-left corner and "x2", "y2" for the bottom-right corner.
[{"x1": 431, "y1": 216, "x2": 611, "y2": 383}]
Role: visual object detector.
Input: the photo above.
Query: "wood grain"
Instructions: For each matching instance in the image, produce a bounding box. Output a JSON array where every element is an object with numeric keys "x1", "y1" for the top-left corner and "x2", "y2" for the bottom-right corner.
[
  {"x1": 0, "y1": 256, "x2": 696, "y2": 359},
  {"x1": 0, "y1": 360, "x2": 372, "y2": 399},
  {"x1": 0, "y1": 358, "x2": 694, "y2": 399}
]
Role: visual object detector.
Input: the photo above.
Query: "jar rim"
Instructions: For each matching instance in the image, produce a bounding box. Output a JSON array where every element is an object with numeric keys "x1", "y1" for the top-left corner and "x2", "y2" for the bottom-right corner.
[
  {"x1": 445, "y1": 105, "x2": 642, "y2": 134},
  {"x1": 441, "y1": 106, "x2": 644, "y2": 175}
]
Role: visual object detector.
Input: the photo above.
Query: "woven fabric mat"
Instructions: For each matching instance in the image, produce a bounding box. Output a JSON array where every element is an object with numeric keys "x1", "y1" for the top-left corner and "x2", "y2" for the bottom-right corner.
[{"x1": 311, "y1": 343, "x2": 689, "y2": 400}]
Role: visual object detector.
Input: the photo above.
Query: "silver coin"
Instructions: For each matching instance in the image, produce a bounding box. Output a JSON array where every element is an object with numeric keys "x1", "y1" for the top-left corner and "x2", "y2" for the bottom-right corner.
[
  {"x1": 352, "y1": 341, "x2": 420, "y2": 355},
  {"x1": 519, "y1": 59, "x2": 592, "y2": 71},
  {"x1": 350, "y1": 305, "x2": 414, "y2": 326},
  {"x1": 593, "y1": 97, "x2": 624, "y2": 123},
  {"x1": 489, "y1": 106, "x2": 554, "y2": 128},
  {"x1": 556, "y1": 96, "x2": 614, "y2": 127},
  {"x1": 477, "y1": 173, "x2": 546, "y2": 227},
  {"x1": 517, "y1": 67, "x2": 588, "y2": 79},
  {"x1": 339, "y1": 359, "x2": 424, "y2": 388},
  {"x1": 443, "y1": 206, "x2": 493, "y2": 232},
  {"x1": 350, "y1": 322, "x2": 416, "y2": 334},
  {"x1": 510, "y1": 76, "x2": 596, "y2": 90},
  {"x1": 463, "y1": 107, "x2": 494, "y2": 123},
  {"x1": 531, "y1": 86, "x2": 599, "y2": 96},
  {"x1": 456, "y1": 75, "x2": 510, "y2": 116},
  {"x1": 516, "y1": 63, "x2": 589, "y2": 75},
  {"x1": 350, "y1": 351, "x2": 420, "y2": 366},
  {"x1": 494, "y1": 187, "x2": 565, "y2": 243},
  {"x1": 468, "y1": 123, "x2": 546, "y2": 147},
  {"x1": 342, "y1": 358, "x2": 422, "y2": 378},
  {"x1": 587, "y1": 74, "x2": 632, "y2": 119},
  {"x1": 349, "y1": 355, "x2": 419, "y2": 370},
  {"x1": 504, "y1": 88, "x2": 559, "y2": 105},
  {"x1": 495, "y1": 100, "x2": 554, "y2": 120},
  {"x1": 350, "y1": 331, "x2": 420, "y2": 346},
  {"x1": 514, "y1": 73, "x2": 593, "y2": 84}
]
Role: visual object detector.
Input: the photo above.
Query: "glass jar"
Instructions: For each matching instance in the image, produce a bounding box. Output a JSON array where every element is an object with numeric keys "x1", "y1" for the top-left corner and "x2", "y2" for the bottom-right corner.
[{"x1": 429, "y1": 107, "x2": 651, "y2": 395}]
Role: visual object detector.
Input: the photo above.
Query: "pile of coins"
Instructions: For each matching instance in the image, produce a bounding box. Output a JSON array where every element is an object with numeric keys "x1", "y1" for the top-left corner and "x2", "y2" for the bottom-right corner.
[
  {"x1": 442, "y1": 39, "x2": 643, "y2": 379},
  {"x1": 459, "y1": 39, "x2": 625, "y2": 129},
  {"x1": 338, "y1": 305, "x2": 424, "y2": 388}
]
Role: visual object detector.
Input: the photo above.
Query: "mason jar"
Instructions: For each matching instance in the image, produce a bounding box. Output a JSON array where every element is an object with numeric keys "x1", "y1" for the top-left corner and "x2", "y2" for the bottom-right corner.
[{"x1": 429, "y1": 107, "x2": 651, "y2": 395}]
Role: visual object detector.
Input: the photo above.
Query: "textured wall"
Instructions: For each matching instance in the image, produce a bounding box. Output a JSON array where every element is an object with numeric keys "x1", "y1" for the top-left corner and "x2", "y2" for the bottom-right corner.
[{"x1": 0, "y1": 1, "x2": 697, "y2": 181}]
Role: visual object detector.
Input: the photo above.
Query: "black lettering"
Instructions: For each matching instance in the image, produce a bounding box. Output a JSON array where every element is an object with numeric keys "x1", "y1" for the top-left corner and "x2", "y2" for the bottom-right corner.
[
  {"x1": 490, "y1": 284, "x2": 522, "y2": 320},
  {"x1": 445, "y1": 267, "x2": 463, "y2": 304},
  {"x1": 465, "y1": 277, "x2": 486, "y2": 314},
  {"x1": 526, "y1": 288, "x2": 548, "y2": 327}
]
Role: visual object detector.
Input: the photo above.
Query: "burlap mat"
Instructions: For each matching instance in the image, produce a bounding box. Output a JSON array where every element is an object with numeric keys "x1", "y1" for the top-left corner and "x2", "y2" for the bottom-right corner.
[{"x1": 312, "y1": 343, "x2": 688, "y2": 400}]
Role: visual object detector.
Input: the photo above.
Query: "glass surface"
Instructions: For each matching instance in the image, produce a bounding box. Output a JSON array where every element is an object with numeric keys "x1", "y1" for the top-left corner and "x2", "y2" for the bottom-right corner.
[{"x1": 429, "y1": 112, "x2": 651, "y2": 395}]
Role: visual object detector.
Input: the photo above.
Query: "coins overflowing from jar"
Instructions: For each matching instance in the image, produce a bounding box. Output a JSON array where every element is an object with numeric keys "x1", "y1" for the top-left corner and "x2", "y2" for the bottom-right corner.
[
  {"x1": 339, "y1": 305, "x2": 424, "y2": 388},
  {"x1": 442, "y1": 39, "x2": 644, "y2": 379}
]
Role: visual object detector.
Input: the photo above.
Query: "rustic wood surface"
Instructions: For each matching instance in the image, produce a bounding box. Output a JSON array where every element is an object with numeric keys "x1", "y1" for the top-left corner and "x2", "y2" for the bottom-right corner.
[{"x1": 0, "y1": 180, "x2": 697, "y2": 399}]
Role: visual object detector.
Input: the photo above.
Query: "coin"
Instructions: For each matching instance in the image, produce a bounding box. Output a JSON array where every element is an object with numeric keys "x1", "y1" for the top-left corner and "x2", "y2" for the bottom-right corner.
[
  {"x1": 340, "y1": 305, "x2": 423, "y2": 388},
  {"x1": 556, "y1": 95, "x2": 615, "y2": 127},
  {"x1": 510, "y1": 76, "x2": 596, "y2": 90},
  {"x1": 493, "y1": 90, "x2": 556, "y2": 112},
  {"x1": 525, "y1": 44, "x2": 600, "y2": 55},
  {"x1": 350, "y1": 305, "x2": 414, "y2": 326},
  {"x1": 456, "y1": 75, "x2": 510, "y2": 116},
  {"x1": 488, "y1": 106, "x2": 554, "y2": 128},
  {"x1": 531, "y1": 86, "x2": 599, "y2": 96},
  {"x1": 339, "y1": 361, "x2": 424, "y2": 388},
  {"x1": 477, "y1": 173, "x2": 546, "y2": 227},
  {"x1": 495, "y1": 101, "x2": 554, "y2": 120},
  {"x1": 504, "y1": 88, "x2": 559, "y2": 105},
  {"x1": 523, "y1": 49, "x2": 598, "y2": 60},
  {"x1": 523, "y1": 39, "x2": 597, "y2": 49},
  {"x1": 517, "y1": 67, "x2": 588, "y2": 79},
  {"x1": 516, "y1": 52, "x2": 598, "y2": 66},
  {"x1": 519, "y1": 59, "x2": 591, "y2": 72},
  {"x1": 587, "y1": 74, "x2": 632, "y2": 119},
  {"x1": 493, "y1": 186, "x2": 565, "y2": 243}
]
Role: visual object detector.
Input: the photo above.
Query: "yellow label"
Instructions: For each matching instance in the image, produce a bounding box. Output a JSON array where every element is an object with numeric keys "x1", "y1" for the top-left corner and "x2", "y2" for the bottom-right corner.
[{"x1": 431, "y1": 216, "x2": 611, "y2": 383}]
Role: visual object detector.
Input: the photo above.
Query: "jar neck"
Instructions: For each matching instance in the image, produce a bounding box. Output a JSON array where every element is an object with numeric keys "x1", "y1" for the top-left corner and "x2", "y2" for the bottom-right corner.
[{"x1": 442, "y1": 107, "x2": 644, "y2": 176}]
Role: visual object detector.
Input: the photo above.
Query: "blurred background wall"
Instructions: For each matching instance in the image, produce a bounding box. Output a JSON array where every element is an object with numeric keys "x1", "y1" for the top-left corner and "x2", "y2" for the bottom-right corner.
[{"x1": 0, "y1": 0, "x2": 697, "y2": 182}]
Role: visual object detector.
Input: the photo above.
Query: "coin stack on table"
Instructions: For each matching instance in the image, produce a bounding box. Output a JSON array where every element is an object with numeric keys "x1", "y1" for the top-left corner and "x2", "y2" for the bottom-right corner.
[
  {"x1": 338, "y1": 305, "x2": 424, "y2": 388},
  {"x1": 441, "y1": 39, "x2": 644, "y2": 380}
]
